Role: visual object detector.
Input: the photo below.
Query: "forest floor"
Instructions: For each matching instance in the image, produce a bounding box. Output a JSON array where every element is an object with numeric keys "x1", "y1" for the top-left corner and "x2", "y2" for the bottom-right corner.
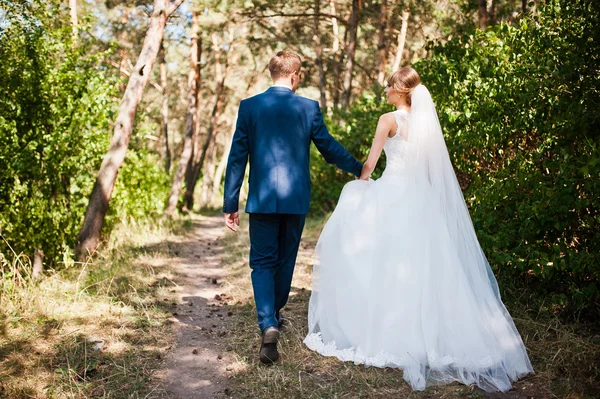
[
  {"x1": 0, "y1": 218, "x2": 190, "y2": 398},
  {"x1": 1, "y1": 212, "x2": 598, "y2": 398}
]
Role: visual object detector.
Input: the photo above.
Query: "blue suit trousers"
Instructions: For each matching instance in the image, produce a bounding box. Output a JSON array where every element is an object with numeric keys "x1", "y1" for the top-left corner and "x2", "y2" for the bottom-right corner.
[{"x1": 249, "y1": 213, "x2": 306, "y2": 332}]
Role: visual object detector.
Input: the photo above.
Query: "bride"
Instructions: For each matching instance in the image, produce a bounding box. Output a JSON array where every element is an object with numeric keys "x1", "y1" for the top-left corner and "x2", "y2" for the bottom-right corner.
[{"x1": 304, "y1": 68, "x2": 533, "y2": 392}]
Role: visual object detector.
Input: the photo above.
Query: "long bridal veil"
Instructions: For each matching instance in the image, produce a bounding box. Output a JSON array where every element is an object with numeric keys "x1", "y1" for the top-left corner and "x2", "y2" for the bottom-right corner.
[
  {"x1": 409, "y1": 84, "x2": 501, "y2": 300},
  {"x1": 305, "y1": 84, "x2": 533, "y2": 392}
]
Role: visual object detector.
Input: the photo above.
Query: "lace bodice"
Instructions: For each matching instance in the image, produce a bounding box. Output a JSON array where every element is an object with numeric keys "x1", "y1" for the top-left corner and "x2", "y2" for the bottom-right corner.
[{"x1": 383, "y1": 110, "x2": 413, "y2": 176}]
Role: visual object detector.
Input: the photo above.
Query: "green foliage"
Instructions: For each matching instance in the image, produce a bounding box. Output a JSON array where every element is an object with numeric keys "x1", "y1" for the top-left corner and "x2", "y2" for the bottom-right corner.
[
  {"x1": 415, "y1": 0, "x2": 600, "y2": 315},
  {"x1": 109, "y1": 149, "x2": 170, "y2": 223},
  {"x1": 0, "y1": 1, "x2": 169, "y2": 266},
  {"x1": 0, "y1": 1, "x2": 114, "y2": 263}
]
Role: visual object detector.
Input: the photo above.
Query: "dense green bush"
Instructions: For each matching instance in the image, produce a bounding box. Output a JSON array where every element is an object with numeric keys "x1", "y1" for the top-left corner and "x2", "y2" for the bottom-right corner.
[
  {"x1": 416, "y1": 0, "x2": 599, "y2": 315},
  {"x1": 0, "y1": 1, "x2": 169, "y2": 266},
  {"x1": 109, "y1": 149, "x2": 171, "y2": 222},
  {"x1": 312, "y1": 0, "x2": 599, "y2": 315}
]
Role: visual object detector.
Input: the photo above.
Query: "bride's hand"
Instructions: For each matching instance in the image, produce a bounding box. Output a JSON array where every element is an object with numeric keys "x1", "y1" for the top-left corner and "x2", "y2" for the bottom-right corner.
[{"x1": 359, "y1": 165, "x2": 371, "y2": 181}]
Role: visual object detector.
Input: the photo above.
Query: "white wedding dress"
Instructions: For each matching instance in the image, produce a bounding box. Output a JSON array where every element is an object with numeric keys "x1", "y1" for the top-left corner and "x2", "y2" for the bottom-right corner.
[{"x1": 304, "y1": 86, "x2": 533, "y2": 392}]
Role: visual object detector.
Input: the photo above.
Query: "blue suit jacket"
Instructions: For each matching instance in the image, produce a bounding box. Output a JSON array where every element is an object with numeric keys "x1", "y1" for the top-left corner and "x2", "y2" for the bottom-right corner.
[{"x1": 223, "y1": 87, "x2": 363, "y2": 214}]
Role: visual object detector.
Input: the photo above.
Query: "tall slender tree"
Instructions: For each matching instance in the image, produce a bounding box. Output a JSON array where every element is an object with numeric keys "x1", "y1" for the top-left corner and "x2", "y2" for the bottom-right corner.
[
  {"x1": 330, "y1": 0, "x2": 342, "y2": 110},
  {"x1": 182, "y1": 33, "x2": 204, "y2": 212},
  {"x1": 313, "y1": 0, "x2": 327, "y2": 109},
  {"x1": 199, "y1": 140, "x2": 219, "y2": 207},
  {"x1": 184, "y1": 33, "x2": 222, "y2": 210},
  {"x1": 376, "y1": 0, "x2": 388, "y2": 85},
  {"x1": 76, "y1": 0, "x2": 184, "y2": 259},
  {"x1": 165, "y1": 10, "x2": 201, "y2": 215},
  {"x1": 487, "y1": 0, "x2": 496, "y2": 25},
  {"x1": 195, "y1": 32, "x2": 233, "y2": 209},
  {"x1": 392, "y1": 9, "x2": 409, "y2": 72},
  {"x1": 478, "y1": 0, "x2": 488, "y2": 29},
  {"x1": 159, "y1": 41, "x2": 171, "y2": 173},
  {"x1": 69, "y1": 0, "x2": 78, "y2": 40},
  {"x1": 340, "y1": 0, "x2": 362, "y2": 110},
  {"x1": 210, "y1": 122, "x2": 234, "y2": 205}
]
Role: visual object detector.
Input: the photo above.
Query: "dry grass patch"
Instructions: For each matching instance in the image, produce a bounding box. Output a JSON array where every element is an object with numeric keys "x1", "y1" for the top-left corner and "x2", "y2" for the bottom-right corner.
[
  {"x1": 221, "y1": 213, "x2": 600, "y2": 399},
  {"x1": 0, "y1": 217, "x2": 191, "y2": 398}
]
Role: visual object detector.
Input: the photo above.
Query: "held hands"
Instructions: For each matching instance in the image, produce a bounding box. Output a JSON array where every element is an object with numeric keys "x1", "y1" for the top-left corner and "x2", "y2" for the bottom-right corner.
[
  {"x1": 225, "y1": 212, "x2": 240, "y2": 232},
  {"x1": 358, "y1": 164, "x2": 372, "y2": 181}
]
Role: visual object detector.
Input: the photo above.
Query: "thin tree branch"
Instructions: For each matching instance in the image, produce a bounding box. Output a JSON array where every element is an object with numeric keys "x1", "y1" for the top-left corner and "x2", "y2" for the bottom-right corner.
[
  {"x1": 354, "y1": 59, "x2": 376, "y2": 83},
  {"x1": 252, "y1": 19, "x2": 374, "y2": 85},
  {"x1": 254, "y1": 20, "x2": 308, "y2": 58},
  {"x1": 105, "y1": 60, "x2": 164, "y2": 93},
  {"x1": 167, "y1": 0, "x2": 185, "y2": 17},
  {"x1": 239, "y1": 11, "x2": 348, "y2": 26}
]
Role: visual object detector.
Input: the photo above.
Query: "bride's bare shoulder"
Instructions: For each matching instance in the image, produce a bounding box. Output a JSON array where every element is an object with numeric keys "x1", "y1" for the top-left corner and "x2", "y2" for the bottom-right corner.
[
  {"x1": 378, "y1": 112, "x2": 397, "y2": 125},
  {"x1": 377, "y1": 112, "x2": 398, "y2": 137}
]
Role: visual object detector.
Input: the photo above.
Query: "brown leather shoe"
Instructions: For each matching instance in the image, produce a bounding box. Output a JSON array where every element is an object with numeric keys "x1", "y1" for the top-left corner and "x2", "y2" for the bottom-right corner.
[{"x1": 259, "y1": 326, "x2": 280, "y2": 364}]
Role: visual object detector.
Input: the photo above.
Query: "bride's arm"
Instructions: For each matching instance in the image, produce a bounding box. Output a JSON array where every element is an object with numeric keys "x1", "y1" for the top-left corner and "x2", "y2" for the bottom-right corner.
[{"x1": 359, "y1": 113, "x2": 395, "y2": 180}]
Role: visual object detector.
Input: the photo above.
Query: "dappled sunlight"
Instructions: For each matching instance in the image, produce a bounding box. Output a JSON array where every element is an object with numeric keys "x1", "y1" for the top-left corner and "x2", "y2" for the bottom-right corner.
[
  {"x1": 1, "y1": 0, "x2": 597, "y2": 396},
  {"x1": 0, "y1": 219, "x2": 185, "y2": 397}
]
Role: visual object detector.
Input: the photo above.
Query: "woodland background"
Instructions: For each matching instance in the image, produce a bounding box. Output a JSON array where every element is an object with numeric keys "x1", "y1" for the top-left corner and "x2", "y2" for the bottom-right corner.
[
  {"x1": 1, "y1": 0, "x2": 599, "y2": 397},
  {"x1": 0, "y1": 0, "x2": 598, "y2": 333}
]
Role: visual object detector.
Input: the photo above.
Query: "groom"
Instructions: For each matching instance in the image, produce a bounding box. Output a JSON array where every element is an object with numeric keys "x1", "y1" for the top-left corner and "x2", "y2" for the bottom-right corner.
[{"x1": 223, "y1": 50, "x2": 362, "y2": 364}]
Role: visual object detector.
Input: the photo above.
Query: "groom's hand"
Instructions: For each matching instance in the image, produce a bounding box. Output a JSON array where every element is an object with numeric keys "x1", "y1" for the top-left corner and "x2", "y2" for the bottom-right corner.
[{"x1": 225, "y1": 212, "x2": 240, "y2": 232}]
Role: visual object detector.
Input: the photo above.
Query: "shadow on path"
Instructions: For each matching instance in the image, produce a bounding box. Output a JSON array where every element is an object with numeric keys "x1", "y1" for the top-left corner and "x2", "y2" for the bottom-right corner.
[{"x1": 149, "y1": 214, "x2": 237, "y2": 399}]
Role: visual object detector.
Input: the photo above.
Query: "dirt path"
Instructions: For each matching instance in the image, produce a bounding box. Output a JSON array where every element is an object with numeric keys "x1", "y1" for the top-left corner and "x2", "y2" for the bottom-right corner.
[{"x1": 159, "y1": 215, "x2": 236, "y2": 399}]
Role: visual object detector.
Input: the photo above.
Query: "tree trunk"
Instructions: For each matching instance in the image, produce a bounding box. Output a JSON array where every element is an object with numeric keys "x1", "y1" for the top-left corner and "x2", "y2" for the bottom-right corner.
[
  {"x1": 330, "y1": 0, "x2": 342, "y2": 110},
  {"x1": 211, "y1": 150, "x2": 228, "y2": 207},
  {"x1": 183, "y1": 31, "x2": 231, "y2": 211},
  {"x1": 478, "y1": 0, "x2": 488, "y2": 29},
  {"x1": 32, "y1": 249, "x2": 44, "y2": 279},
  {"x1": 522, "y1": 0, "x2": 527, "y2": 12},
  {"x1": 487, "y1": 0, "x2": 496, "y2": 26},
  {"x1": 75, "y1": 0, "x2": 183, "y2": 259},
  {"x1": 376, "y1": 0, "x2": 388, "y2": 85},
  {"x1": 182, "y1": 31, "x2": 204, "y2": 212},
  {"x1": 313, "y1": 0, "x2": 327, "y2": 109},
  {"x1": 188, "y1": 73, "x2": 227, "y2": 209},
  {"x1": 391, "y1": 10, "x2": 409, "y2": 72},
  {"x1": 199, "y1": 142, "x2": 218, "y2": 207},
  {"x1": 340, "y1": 0, "x2": 362, "y2": 111},
  {"x1": 69, "y1": 0, "x2": 78, "y2": 40},
  {"x1": 159, "y1": 42, "x2": 171, "y2": 173},
  {"x1": 210, "y1": 121, "x2": 234, "y2": 206},
  {"x1": 165, "y1": 10, "x2": 201, "y2": 215}
]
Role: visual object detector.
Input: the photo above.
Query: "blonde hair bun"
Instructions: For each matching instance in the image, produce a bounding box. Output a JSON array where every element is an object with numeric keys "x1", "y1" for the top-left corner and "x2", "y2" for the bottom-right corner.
[{"x1": 387, "y1": 67, "x2": 421, "y2": 106}]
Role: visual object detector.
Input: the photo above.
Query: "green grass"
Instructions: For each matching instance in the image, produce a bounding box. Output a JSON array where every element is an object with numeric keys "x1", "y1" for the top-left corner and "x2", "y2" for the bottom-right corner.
[
  {"x1": 0, "y1": 217, "x2": 191, "y2": 398},
  {"x1": 221, "y1": 213, "x2": 600, "y2": 399}
]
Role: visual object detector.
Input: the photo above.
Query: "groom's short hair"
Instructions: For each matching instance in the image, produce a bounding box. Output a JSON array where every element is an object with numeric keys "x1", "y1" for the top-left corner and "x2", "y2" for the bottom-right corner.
[{"x1": 268, "y1": 51, "x2": 302, "y2": 80}]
